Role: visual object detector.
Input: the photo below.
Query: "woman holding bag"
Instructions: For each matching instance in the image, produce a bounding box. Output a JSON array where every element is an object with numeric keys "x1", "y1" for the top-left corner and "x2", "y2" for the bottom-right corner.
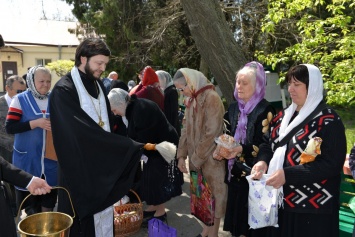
[
  {"x1": 251, "y1": 64, "x2": 346, "y2": 237},
  {"x1": 173, "y1": 68, "x2": 227, "y2": 237},
  {"x1": 213, "y1": 61, "x2": 275, "y2": 237}
]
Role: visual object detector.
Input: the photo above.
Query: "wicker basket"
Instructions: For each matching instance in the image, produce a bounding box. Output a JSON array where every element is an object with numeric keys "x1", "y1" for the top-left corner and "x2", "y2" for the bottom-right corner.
[{"x1": 114, "y1": 189, "x2": 143, "y2": 237}]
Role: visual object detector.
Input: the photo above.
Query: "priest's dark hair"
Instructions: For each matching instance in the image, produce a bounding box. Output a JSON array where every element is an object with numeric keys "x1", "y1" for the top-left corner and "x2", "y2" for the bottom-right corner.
[{"x1": 75, "y1": 38, "x2": 111, "y2": 66}]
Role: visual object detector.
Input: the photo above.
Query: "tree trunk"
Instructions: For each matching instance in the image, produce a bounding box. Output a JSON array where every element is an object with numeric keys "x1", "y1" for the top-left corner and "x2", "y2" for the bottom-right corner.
[
  {"x1": 180, "y1": 0, "x2": 247, "y2": 105},
  {"x1": 199, "y1": 57, "x2": 209, "y2": 76}
]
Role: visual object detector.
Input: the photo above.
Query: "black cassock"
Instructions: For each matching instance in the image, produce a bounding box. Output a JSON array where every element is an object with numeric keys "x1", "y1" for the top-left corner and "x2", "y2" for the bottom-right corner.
[
  {"x1": 49, "y1": 71, "x2": 143, "y2": 237},
  {"x1": 0, "y1": 156, "x2": 32, "y2": 237}
]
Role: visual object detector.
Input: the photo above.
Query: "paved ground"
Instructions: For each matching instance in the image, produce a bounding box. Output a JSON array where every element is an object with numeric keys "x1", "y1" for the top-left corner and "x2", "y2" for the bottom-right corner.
[
  {"x1": 16, "y1": 170, "x2": 232, "y2": 237},
  {"x1": 133, "y1": 168, "x2": 232, "y2": 237},
  {"x1": 15, "y1": 159, "x2": 232, "y2": 237}
]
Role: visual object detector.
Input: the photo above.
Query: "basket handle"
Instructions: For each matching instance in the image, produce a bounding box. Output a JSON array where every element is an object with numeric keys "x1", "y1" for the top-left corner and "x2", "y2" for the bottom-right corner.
[
  {"x1": 16, "y1": 186, "x2": 75, "y2": 223},
  {"x1": 129, "y1": 189, "x2": 141, "y2": 204}
]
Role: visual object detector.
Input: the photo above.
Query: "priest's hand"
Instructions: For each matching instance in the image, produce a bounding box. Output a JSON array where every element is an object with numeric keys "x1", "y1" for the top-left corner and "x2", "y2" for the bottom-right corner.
[{"x1": 27, "y1": 177, "x2": 52, "y2": 195}]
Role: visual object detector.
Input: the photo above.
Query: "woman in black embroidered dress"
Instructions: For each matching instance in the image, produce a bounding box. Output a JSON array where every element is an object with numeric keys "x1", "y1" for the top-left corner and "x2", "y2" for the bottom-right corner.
[{"x1": 251, "y1": 64, "x2": 346, "y2": 237}]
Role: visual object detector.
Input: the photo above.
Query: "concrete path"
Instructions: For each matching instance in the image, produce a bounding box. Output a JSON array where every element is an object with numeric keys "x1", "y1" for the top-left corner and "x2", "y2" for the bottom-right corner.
[
  {"x1": 15, "y1": 162, "x2": 233, "y2": 237},
  {"x1": 133, "y1": 170, "x2": 232, "y2": 237}
]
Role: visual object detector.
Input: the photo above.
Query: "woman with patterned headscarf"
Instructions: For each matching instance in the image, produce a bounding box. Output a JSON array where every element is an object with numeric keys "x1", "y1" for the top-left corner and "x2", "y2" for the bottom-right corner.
[
  {"x1": 251, "y1": 64, "x2": 346, "y2": 237},
  {"x1": 5, "y1": 66, "x2": 58, "y2": 216},
  {"x1": 213, "y1": 61, "x2": 276, "y2": 237},
  {"x1": 156, "y1": 70, "x2": 181, "y2": 136},
  {"x1": 173, "y1": 68, "x2": 226, "y2": 237}
]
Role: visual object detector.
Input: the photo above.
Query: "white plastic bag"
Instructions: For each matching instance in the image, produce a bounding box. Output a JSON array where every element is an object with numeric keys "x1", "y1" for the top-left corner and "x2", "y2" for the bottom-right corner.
[{"x1": 246, "y1": 174, "x2": 279, "y2": 229}]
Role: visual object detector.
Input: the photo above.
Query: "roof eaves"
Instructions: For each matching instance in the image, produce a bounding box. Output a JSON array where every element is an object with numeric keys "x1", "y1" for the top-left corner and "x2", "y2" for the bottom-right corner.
[{"x1": 5, "y1": 41, "x2": 78, "y2": 47}]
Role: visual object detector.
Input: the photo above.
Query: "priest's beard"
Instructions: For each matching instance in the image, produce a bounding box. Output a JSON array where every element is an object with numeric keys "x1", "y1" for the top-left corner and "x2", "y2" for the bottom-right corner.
[{"x1": 84, "y1": 62, "x2": 102, "y2": 81}]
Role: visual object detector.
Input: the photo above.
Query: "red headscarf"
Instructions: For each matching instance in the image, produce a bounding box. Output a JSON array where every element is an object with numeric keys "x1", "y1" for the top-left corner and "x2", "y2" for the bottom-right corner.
[
  {"x1": 132, "y1": 66, "x2": 164, "y2": 110},
  {"x1": 141, "y1": 66, "x2": 159, "y2": 86}
]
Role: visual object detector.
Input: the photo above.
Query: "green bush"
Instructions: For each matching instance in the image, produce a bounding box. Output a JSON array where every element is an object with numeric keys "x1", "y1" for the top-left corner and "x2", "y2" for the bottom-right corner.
[{"x1": 47, "y1": 60, "x2": 74, "y2": 77}]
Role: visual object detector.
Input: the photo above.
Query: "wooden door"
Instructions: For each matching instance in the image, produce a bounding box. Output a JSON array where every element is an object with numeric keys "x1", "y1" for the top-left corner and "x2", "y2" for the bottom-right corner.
[{"x1": 2, "y1": 61, "x2": 18, "y2": 91}]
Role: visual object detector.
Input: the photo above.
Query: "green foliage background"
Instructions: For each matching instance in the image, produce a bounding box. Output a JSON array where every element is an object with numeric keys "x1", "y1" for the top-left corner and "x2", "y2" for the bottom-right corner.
[
  {"x1": 256, "y1": 0, "x2": 355, "y2": 108},
  {"x1": 47, "y1": 60, "x2": 74, "y2": 77},
  {"x1": 64, "y1": 0, "x2": 200, "y2": 82},
  {"x1": 336, "y1": 109, "x2": 355, "y2": 153},
  {"x1": 61, "y1": 0, "x2": 355, "y2": 108}
]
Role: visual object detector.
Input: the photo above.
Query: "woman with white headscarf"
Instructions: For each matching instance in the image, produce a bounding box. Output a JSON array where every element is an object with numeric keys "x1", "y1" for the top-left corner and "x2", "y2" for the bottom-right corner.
[
  {"x1": 156, "y1": 70, "x2": 181, "y2": 136},
  {"x1": 5, "y1": 66, "x2": 58, "y2": 216},
  {"x1": 251, "y1": 64, "x2": 346, "y2": 237}
]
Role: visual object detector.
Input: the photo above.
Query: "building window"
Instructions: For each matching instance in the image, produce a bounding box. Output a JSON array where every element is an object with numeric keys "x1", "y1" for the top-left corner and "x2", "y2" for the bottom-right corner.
[{"x1": 36, "y1": 59, "x2": 52, "y2": 66}]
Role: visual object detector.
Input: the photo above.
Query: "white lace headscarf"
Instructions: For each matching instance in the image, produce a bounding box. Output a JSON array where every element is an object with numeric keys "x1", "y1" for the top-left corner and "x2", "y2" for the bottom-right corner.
[
  {"x1": 156, "y1": 70, "x2": 173, "y2": 91},
  {"x1": 267, "y1": 64, "x2": 324, "y2": 205}
]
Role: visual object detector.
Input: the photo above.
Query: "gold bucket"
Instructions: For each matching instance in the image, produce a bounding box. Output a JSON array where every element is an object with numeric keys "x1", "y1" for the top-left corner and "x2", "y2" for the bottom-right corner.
[{"x1": 17, "y1": 187, "x2": 75, "y2": 237}]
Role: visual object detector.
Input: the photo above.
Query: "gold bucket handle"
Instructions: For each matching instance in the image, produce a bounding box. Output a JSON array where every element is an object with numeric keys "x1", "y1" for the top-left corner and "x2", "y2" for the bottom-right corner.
[{"x1": 16, "y1": 186, "x2": 76, "y2": 224}]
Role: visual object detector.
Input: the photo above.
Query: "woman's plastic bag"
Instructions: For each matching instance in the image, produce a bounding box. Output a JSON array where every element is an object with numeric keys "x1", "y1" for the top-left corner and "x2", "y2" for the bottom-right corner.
[{"x1": 246, "y1": 174, "x2": 279, "y2": 229}]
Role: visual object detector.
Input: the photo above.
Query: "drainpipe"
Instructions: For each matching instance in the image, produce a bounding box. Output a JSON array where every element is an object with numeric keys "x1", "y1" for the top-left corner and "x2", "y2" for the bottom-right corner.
[{"x1": 58, "y1": 44, "x2": 62, "y2": 59}]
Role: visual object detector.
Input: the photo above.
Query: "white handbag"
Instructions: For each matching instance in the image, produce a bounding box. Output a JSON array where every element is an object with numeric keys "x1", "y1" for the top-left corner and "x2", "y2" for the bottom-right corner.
[{"x1": 246, "y1": 174, "x2": 279, "y2": 229}]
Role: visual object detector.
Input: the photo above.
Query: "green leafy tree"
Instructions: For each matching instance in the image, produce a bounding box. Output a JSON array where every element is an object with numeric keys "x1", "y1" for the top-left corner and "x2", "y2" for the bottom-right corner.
[
  {"x1": 47, "y1": 60, "x2": 74, "y2": 77},
  {"x1": 65, "y1": 0, "x2": 200, "y2": 81},
  {"x1": 256, "y1": 0, "x2": 355, "y2": 107},
  {"x1": 64, "y1": 0, "x2": 272, "y2": 103}
]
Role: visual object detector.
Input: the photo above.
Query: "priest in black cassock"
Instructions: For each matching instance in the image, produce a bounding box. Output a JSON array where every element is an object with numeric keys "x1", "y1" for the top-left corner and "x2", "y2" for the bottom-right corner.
[{"x1": 49, "y1": 38, "x2": 144, "y2": 237}]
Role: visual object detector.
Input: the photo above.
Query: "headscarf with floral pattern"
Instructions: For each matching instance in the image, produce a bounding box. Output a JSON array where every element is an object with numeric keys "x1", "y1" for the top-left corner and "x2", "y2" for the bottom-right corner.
[
  {"x1": 26, "y1": 65, "x2": 50, "y2": 100},
  {"x1": 173, "y1": 68, "x2": 214, "y2": 111}
]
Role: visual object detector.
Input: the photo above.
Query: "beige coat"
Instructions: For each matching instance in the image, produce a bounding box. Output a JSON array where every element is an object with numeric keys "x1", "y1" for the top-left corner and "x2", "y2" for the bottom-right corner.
[{"x1": 177, "y1": 88, "x2": 227, "y2": 218}]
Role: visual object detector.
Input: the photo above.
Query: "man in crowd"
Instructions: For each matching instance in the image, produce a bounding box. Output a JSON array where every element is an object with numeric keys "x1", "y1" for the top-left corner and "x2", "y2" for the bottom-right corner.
[
  {"x1": 1, "y1": 155, "x2": 51, "y2": 237},
  {"x1": 102, "y1": 71, "x2": 119, "y2": 94},
  {"x1": 0, "y1": 75, "x2": 26, "y2": 163},
  {"x1": 0, "y1": 75, "x2": 27, "y2": 216}
]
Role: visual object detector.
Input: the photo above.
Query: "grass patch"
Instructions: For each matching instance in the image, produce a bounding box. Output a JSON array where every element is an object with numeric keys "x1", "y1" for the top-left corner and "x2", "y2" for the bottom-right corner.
[{"x1": 334, "y1": 107, "x2": 355, "y2": 153}]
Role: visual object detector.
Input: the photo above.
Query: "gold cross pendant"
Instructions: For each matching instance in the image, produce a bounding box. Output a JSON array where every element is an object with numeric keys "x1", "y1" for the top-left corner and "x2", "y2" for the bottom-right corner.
[{"x1": 98, "y1": 116, "x2": 105, "y2": 127}]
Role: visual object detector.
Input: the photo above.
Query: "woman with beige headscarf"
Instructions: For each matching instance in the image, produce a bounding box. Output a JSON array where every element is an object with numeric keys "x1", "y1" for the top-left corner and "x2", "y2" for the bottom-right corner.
[{"x1": 173, "y1": 68, "x2": 227, "y2": 237}]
